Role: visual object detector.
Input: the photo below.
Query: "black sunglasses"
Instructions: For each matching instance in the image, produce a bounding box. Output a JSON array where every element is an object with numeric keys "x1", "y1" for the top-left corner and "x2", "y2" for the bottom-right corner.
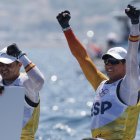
[{"x1": 104, "y1": 58, "x2": 122, "y2": 65}]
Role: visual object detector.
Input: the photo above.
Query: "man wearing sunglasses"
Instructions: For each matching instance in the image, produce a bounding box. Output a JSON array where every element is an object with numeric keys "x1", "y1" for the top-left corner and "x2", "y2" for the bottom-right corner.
[{"x1": 56, "y1": 4, "x2": 140, "y2": 140}]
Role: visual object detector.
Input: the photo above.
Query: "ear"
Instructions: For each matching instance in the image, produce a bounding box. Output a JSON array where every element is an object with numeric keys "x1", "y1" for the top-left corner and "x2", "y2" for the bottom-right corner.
[
  {"x1": 18, "y1": 62, "x2": 22, "y2": 67},
  {"x1": 19, "y1": 62, "x2": 22, "y2": 67}
]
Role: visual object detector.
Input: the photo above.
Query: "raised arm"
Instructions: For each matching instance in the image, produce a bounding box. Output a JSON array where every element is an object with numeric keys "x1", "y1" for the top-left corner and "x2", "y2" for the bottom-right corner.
[
  {"x1": 56, "y1": 11, "x2": 107, "y2": 90},
  {"x1": 19, "y1": 55, "x2": 44, "y2": 90},
  {"x1": 7, "y1": 44, "x2": 45, "y2": 102},
  {"x1": 120, "y1": 5, "x2": 140, "y2": 105}
]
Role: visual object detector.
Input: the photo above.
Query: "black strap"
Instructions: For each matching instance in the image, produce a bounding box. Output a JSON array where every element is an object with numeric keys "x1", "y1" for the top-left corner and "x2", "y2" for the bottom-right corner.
[
  {"x1": 117, "y1": 80, "x2": 140, "y2": 104},
  {"x1": 25, "y1": 95, "x2": 40, "y2": 107},
  {"x1": 138, "y1": 91, "x2": 140, "y2": 103},
  {"x1": 116, "y1": 79, "x2": 126, "y2": 105}
]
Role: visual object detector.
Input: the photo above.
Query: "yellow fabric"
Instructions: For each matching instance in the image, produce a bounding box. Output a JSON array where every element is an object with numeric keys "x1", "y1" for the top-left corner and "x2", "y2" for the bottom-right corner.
[
  {"x1": 92, "y1": 102, "x2": 140, "y2": 140},
  {"x1": 64, "y1": 29, "x2": 140, "y2": 140},
  {"x1": 129, "y1": 35, "x2": 140, "y2": 42},
  {"x1": 20, "y1": 103, "x2": 40, "y2": 140},
  {"x1": 64, "y1": 29, "x2": 108, "y2": 90}
]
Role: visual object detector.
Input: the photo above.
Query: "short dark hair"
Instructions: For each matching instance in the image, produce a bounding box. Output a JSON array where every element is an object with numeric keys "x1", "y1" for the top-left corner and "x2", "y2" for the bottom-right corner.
[{"x1": 121, "y1": 59, "x2": 126, "y2": 64}]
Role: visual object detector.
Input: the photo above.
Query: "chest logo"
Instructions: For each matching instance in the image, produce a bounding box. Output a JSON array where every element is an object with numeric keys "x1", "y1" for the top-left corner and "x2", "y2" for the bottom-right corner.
[
  {"x1": 98, "y1": 89, "x2": 109, "y2": 97},
  {"x1": 91, "y1": 101, "x2": 112, "y2": 116}
]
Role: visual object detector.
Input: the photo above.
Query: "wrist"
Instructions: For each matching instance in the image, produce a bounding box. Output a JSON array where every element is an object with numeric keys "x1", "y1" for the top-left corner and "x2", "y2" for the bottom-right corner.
[
  {"x1": 19, "y1": 54, "x2": 32, "y2": 67},
  {"x1": 62, "y1": 26, "x2": 71, "y2": 31},
  {"x1": 18, "y1": 52, "x2": 26, "y2": 59},
  {"x1": 61, "y1": 23, "x2": 70, "y2": 29},
  {"x1": 131, "y1": 19, "x2": 139, "y2": 24},
  {"x1": 130, "y1": 24, "x2": 140, "y2": 35}
]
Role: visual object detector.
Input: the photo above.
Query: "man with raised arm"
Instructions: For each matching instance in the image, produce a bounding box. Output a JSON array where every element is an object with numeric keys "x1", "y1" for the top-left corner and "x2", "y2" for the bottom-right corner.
[
  {"x1": 56, "y1": 5, "x2": 140, "y2": 140},
  {"x1": 0, "y1": 44, "x2": 45, "y2": 140}
]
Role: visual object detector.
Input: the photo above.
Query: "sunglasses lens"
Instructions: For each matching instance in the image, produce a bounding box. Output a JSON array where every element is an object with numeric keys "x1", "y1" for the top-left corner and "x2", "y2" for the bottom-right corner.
[{"x1": 104, "y1": 58, "x2": 120, "y2": 65}]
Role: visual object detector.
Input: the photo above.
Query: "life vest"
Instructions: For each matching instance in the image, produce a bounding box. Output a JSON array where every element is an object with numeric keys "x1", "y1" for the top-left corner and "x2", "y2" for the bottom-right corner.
[{"x1": 91, "y1": 80, "x2": 140, "y2": 140}]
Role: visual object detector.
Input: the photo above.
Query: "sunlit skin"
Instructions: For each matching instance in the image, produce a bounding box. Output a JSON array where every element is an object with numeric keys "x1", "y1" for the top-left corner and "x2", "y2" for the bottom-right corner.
[
  {"x1": 0, "y1": 61, "x2": 22, "y2": 85},
  {"x1": 104, "y1": 62, "x2": 126, "y2": 84}
]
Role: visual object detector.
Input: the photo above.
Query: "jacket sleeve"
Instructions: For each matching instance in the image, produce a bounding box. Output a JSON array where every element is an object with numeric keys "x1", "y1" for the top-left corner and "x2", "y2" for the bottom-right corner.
[
  {"x1": 19, "y1": 55, "x2": 45, "y2": 103},
  {"x1": 64, "y1": 28, "x2": 108, "y2": 90},
  {"x1": 120, "y1": 24, "x2": 140, "y2": 105}
]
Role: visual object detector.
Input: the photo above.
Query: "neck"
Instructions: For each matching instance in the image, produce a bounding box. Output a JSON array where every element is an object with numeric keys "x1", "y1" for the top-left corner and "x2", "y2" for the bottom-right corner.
[
  {"x1": 3, "y1": 75, "x2": 19, "y2": 85},
  {"x1": 107, "y1": 77, "x2": 123, "y2": 84},
  {"x1": 3, "y1": 79, "x2": 14, "y2": 85}
]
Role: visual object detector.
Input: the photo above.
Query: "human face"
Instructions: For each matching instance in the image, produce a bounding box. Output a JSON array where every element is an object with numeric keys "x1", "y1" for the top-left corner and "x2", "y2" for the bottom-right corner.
[
  {"x1": 104, "y1": 57, "x2": 126, "y2": 83},
  {"x1": 0, "y1": 61, "x2": 21, "y2": 83}
]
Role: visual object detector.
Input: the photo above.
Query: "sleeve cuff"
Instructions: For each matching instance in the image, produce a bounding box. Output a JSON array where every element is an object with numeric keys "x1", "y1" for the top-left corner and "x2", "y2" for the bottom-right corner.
[
  {"x1": 62, "y1": 26, "x2": 71, "y2": 32},
  {"x1": 130, "y1": 24, "x2": 140, "y2": 36}
]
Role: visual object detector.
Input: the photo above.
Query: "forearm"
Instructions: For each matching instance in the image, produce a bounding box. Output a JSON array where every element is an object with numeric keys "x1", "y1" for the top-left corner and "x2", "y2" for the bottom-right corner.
[
  {"x1": 126, "y1": 24, "x2": 139, "y2": 78},
  {"x1": 19, "y1": 55, "x2": 45, "y2": 90},
  {"x1": 120, "y1": 24, "x2": 140, "y2": 105},
  {"x1": 64, "y1": 28, "x2": 107, "y2": 89},
  {"x1": 64, "y1": 28, "x2": 89, "y2": 60}
]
